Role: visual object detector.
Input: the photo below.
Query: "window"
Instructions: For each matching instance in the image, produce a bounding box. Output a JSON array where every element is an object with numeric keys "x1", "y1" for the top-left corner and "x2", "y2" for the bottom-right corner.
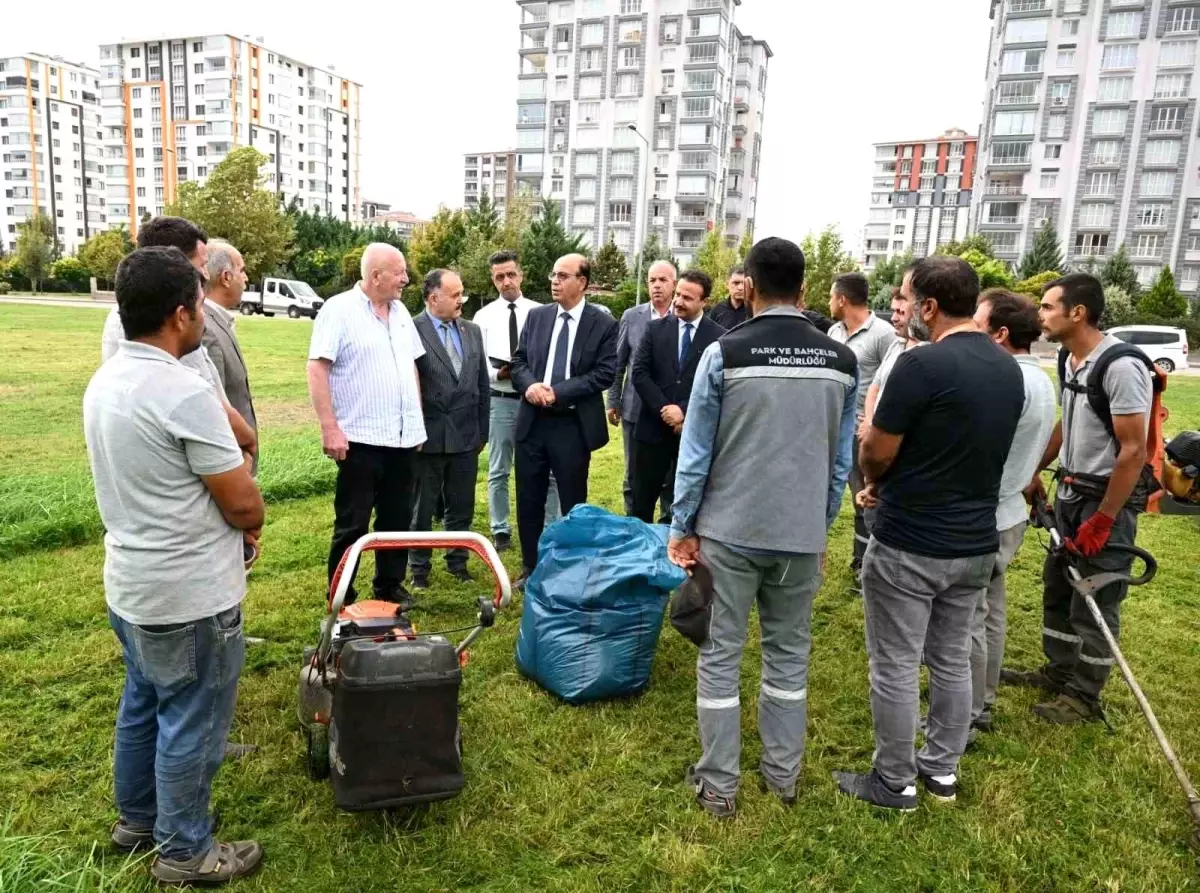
[
  {"x1": 679, "y1": 122, "x2": 713, "y2": 145},
  {"x1": 894, "y1": 225, "x2": 906, "y2": 235},
  {"x1": 685, "y1": 70, "x2": 717, "y2": 92},
  {"x1": 1061, "y1": 18, "x2": 1080, "y2": 37},
  {"x1": 130, "y1": 47, "x2": 141, "y2": 58},
  {"x1": 618, "y1": 47, "x2": 642, "y2": 69},
  {"x1": 1005, "y1": 19, "x2": 1048, "y2": 43},
  {"x1": 688, "y1": 42, "x2": 719, "y2": 64},
  {"x1": 135, "y1": 147, "x2": 145, "y2": 159},
  {"x1": 194, "y1": 63, "x2": 203, "y2": 74},
  {"x1": 1097, "y1": 76, "x2": 1133, "y2": 101},
  {"x1": 655, "y1": 125, "x2": 671, "y2": 148},
  {"x1": 1091, "y1": 140, "x2": 1121, "y2": 164},
  {"x1": 581, "y1": 24, "x2": 603, "y2": 46},
  {"x1": 1001, "y1": 48, "x2": 1044, "y2": 74},
  {"x1": 1102, "y1": 44, "x2": 1138, "y2": 70},
  {"x1": 688, "y1": 14, "x2": 720, "y2": 38},
  {"x1": 1140, "y1": 171, "x2": 1175, "y2": 196},
  {"x1": 1145, "y1": 139, "x2": 1181, "y2": 166},
  {"x1": 997, "y1": 80, "x2": 1038, "y2": 105},
  {"x1": 613, "y1": 100, "x2": 638, "y2": 122},
  {"x1": 1168, "y1": 7, "x2": 1199, "y2": 34},
  {"x1": 576, "y1": 153, "x2": 598, "y2": 175},
  {"x1": 994, "y1": 111, "x2": 1035, "y2": 135},
  {"x1": 1075, "y1": 232, "x2": 1110, "y2": 255},
  {"x1": 131, "y1": 87, "x2": 142, "y2": 100},
  {"x1": 1133, "y1": 234, "x2": 1162, "y2": 258},
  {"x1": 1046, "y1": 114, "x2": 1066, "y2": 138},
  {"x1": 1057, "y1": 48, "x2": 1076, "y2": 68},
  {"x1": 991, "y1": 141, "x2": 1031, "y2": 164},
  {"x1": 1151, "y1": 106, "x2": 1185, "y2": 132},
  {"x1": 578, "y1": 101, "x2": 600, "y2": 123},
  {"x1": 1040, "y1": 172, "x2": 1059, "y2": 189},
  {"x1": 572, "y1": 203, "x2": 595, "y2": 226},
  {"x1": 683, "y1": 96, "x2": 713, "y2": 118},
  {"x1": 1093, "y1": 108, "x2": 1128, "y2": 134},
  {"x1": 557, "y1": 55, "x2": 569, "y2": 71},
  {"x1": 615, "y1": 73, "x2": 638, "y2": 96},
  {"x1": 1156, "y1": 74, "x2": 1191, "y2": 99},
  {"x1": 611, "y1": 151, "x2": 636, "y2": 174},
  {"x1": 1086, "y1": 171, "x2": 1116, "y2": 196},
  {"x1": 133, "y1": 107, "x2": 143, "y2": 119},
  {"x1": 610, "y1": 179, "x2": 632, "y2": 200},
  {"x1": 620, "y1": 0, "x2": 642, "y2": 13},
  {"x1": 1049, "y1": 82, "x2": 1072, "y2": 106},
  {"x1": 1138, "y1": 204, "x2": 1169, "y2": 227},
  {"x1": 579, "y1": 75, "x2": 601, "y2": 98},
  {"x1": 1106, "y1": 12, "x2": 1142, "y2": 39},
  {"x1": 1080, "y1": 203, "x2": 1111, "y2": 228},
  {"x1": 662, "y1": 72, "x2": 675, "y2": 90},
  {"x1": 1160, "y1": 40, "x2": 1198, "y2": 68},
  {"x1": 580, "y1": 49, "x2": 602, "y2": 71},
  {"x1": 1045, "y1": 144, "x2": 1062, "y2": 160}
]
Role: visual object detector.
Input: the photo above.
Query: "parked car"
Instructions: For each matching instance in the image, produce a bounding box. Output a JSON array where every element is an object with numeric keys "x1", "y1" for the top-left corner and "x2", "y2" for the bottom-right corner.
[
  {"x1": 1106, "y1": 325, "x2": 1189, "y2": 373},
  {"x1": 240, "y1": 277, "x2": 323, "y2": 319}
]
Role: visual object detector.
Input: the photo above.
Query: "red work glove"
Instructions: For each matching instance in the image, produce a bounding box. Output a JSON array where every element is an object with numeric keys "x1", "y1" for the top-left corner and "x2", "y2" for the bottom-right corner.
[{"x1": 1066, "y1": 512, "x2": 1115, "y2": 557}]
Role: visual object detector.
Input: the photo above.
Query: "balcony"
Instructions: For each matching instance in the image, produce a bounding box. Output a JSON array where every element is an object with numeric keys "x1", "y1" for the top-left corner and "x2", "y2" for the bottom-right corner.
[
  {"x1": 985, "y1": 183, "x2": 1024, "y2": 196},
  {"x1": 675, "y1": 212, "x2": 707, "y2": 226},
  {"x1": 733, "y1": 95, "x2": 749, "y2": 110},
  {"x1": 982, "y1": 215, "x2": 1022, "y2": 225},
  {"x1": 1007, "y1": 0, "x2": 1047, "y2": 11},
  {"x1": 725, "y1": 201, "x2": 742, "y2": 217},
  {"x1": 521, "y1": 4, "x2": 549, "y2": 26},
  {"x1": 728, "y1": 151, "x2": 745, "y2": 172}
]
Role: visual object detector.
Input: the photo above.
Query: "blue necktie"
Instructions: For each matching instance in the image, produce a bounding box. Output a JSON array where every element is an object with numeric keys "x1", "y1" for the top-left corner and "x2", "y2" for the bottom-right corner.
[
  {"x1": 551, "y1": 312, "x2": 571, "y2": 385},
  {"x1": 680, "y1": 322, "x2": 694, "y2": 367},
  {"x1": 441, "y1": 323, "x2": 462, "y2": 375}
]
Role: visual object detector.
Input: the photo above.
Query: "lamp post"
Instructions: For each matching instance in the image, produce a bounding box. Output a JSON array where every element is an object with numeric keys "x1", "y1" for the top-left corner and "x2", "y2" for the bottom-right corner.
[{"x1": 627, "y1": 123, "x2": 651, "y2": 306}]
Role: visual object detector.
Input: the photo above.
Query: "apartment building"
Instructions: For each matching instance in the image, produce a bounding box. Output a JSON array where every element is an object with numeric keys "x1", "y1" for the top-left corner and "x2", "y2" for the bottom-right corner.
[
  {"x1": 0, "y1": 53, "x2": 105, "y2": 254},
  {"x1": 363, "y1": 210, "x2": 428, "y2": 241},
  {"x1": 862, "y1": 129, "x2": 978, "y2": 271},
  {"x1": 976, "y1": 0, "x2": 1200, "y2": 296},
  {"x1": 513, "y1": 0, "x2": 771, "y2": 268},
  {"x1": 464, "y1": 150, "x2": 517, "y2": 216},
  {"x1": 97, "y1": 34, "x2": 362, "y2": 239}
]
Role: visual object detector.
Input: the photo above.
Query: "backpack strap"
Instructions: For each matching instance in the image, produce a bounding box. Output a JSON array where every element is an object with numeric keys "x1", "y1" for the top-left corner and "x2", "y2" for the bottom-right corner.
[{"x1": 1085, "y1": 343, "x2": 1165, "y2": 442}]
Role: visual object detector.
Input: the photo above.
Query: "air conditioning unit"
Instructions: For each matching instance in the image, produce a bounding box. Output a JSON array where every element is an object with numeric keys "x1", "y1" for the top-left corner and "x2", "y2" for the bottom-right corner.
[
  {"x1": 652, "y1": 215, "x2": 665, "y2": 225},
  {"x1": 555, "y1": 117, "x2": 566, "y2": 126},
  {"x1": 1052, "y1": 97, "x2": 1067, "y2": 106},
  {"x1": 554, "y1": 143, "x2": 565, "y2": 151}
]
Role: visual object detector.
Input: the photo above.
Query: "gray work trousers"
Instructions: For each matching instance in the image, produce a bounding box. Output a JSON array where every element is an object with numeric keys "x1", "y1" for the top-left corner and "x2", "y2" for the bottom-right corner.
[
  {"x1": 862, "y1": 538, "x2": 992, "y2": 790},
  {"x1": 694, "y1": 537, "x2": 822, "y2": 797},
  {"x1": 969, "y1": 521, "x2": 1027, "y2": 726},
  {"x1": 850, "y1": 435, "x2": 869, "y2": 565}
]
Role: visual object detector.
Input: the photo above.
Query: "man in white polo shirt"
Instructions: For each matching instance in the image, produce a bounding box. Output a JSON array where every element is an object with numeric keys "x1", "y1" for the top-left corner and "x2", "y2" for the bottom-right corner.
[
  {"x1": 307, "y1": 243, "x2": 427, "y2": 605},
  {"x1": 84, "y1": 246, "x2": 265, "y2": 885}
]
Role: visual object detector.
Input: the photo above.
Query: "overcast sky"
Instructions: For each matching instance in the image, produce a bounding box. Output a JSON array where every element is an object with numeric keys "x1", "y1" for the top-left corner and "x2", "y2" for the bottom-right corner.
[{"x1": 6, "y1": 0, "x2": 993, "y2": 257}]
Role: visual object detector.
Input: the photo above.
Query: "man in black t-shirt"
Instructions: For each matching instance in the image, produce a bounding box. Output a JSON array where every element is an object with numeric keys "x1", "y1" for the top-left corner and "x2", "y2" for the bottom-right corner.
[{"x1": 834, "y1": 256, "x2": 1024, "y2": 811}]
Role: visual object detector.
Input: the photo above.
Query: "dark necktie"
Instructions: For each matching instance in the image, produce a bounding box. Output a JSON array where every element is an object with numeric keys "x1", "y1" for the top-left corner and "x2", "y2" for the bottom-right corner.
[
  {"x1": 551, "y1": 312, "x2": 571, "y2": 385},
  {"x1": 680, "y1": 322, "x2": 694, "y2": 367},
  {"x1": 508, "y1": 302, "x2": 519, "y2": 357}
]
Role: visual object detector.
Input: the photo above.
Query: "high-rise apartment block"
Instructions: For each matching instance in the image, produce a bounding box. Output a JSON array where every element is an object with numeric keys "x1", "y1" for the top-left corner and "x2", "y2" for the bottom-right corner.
[
  {"x1": 464, "y1": 150, "x2": 517, "y2": 215},
  {"x1": 96, "y1": 34, "x2": 361, "y2": 239},
  {"x1": 863, "y1": 128, "x2": 978, "y2": 271},
  {"x1": 514, "y1": 0, "x2": 770, "y2": 268},
  {"x1": 976, "y1": 0, "x2": 1200, "y2": 296},
  {"x1": 0, "y1": 53, "x2": 105, "y2": 254}
]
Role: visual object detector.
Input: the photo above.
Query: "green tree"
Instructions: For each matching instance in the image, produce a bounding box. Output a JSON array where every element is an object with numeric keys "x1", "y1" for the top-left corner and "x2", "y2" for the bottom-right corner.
[
  {"x1": 630, "y1": 232, "x2": 676, "y2": 282},
  {"x1": 1017, "y1": 221, "x2": 1063, "y2": 280},
  {"x1": 591, "y1": 239, "x2": 629, "y2": 291},
  {"x1": 165, "y1": 147, "x2": 293, "y2": 282},
  {"x1": 458, "y1": 202, "x2": 532, "y2": 305},
  {"x1": 736, "y1": 231, "x2": 753, "y2": 263},
  {"x1": 77, "y1": 226, "x2": 133, "y2": 288},
  {"x1": 15, "y1": 213, "x2": 55, "y2": 294},
  {"x1": 959, "y1": 249, "x2": 1016, "y2": 290},
  {"x1": 936, "y1": 234, "x2": 995, "y2": 259},
  {"x1": 1100, "y1": 244, "x2": 1140, "y2": 298},
  {"x1": 1138, "y1": 266, "x2": 1188, "y2": 318},
  {"x1": 1101, "y1": 285, "x2": 1136, "y2": 329},
  {"x1": 520, "y1": 200, "x2": 586, "y2": 300},
  {"x1": 50, "y1": 256, "x2": 91, "y2": 292},
  {"x1": 695, "y1": 227, "x2": 739, "y2": 301},
  {"x1": 799, "y1": 226, "x2": 859, "y2": 317},
  {"x1": 1013, "y1": 270, "x2": 1061, "y2": 300},
  {"x1": 465, "y1": 193, "x2": 501, "y2": 244},
  {"x1": 341, "y1": 245, "x2": 366, "y2": 284},
  {"x1": 866, "y1": 250, "x2": 914, "y2": 309},
  {"x1": 408, "y1": 207, "x2": 470, "y2": 279}
]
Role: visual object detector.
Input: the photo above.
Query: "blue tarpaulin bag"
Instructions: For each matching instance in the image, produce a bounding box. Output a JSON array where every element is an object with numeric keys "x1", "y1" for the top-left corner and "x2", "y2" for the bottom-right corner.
[{"x1": 514, "y1": 505, "x2": 687, "y2": 704}]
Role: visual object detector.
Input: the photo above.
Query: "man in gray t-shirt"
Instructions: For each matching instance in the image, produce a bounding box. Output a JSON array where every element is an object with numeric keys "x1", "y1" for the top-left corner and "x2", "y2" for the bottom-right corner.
[
  {"x1": 1001, "y1": 273, "x2": 1153, "y2": 727},
  {"x1": 84, "y1": 247, "x2": 266, "y2": 885}
]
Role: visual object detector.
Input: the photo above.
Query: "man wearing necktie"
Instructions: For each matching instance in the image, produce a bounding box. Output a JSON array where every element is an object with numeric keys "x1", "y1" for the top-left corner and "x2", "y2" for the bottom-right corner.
[
  {"x1": 629, "y1": 270, "x2": 726, "y2": 524},
  {"x1": 510, "y1": 254, "x2": 618, "y2": 586},
  {"x1": 411, "y1": 270, "x2": 490, "y2": 587}
]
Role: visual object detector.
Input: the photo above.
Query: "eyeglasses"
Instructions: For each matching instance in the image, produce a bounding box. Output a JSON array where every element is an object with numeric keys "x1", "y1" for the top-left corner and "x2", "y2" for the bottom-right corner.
[{"x1": 548, "y1": 272, "x2": 583, "y2": 283}]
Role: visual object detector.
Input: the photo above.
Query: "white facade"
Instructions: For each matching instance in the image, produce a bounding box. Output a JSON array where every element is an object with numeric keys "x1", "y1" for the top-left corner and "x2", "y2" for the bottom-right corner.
[
  {"x1": 514, "y1": 0, "x2": 770, "y2": 267},
  {"x1": 0, "y1": 53, "x2": 104, "y2": 254},
  {"x1": 464, "y1": 150, "x2": 516, "y2": 215},
  {"x1": 975, "y1": 0, "x2": 1200, "y2": 295},
  {"x1": 97, "y1": 35, "x2": 362, "y2": 240}
]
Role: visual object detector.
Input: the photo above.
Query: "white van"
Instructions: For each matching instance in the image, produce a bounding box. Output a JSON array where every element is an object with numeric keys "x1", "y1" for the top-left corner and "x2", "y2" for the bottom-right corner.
[
  {"x1": 240, "y1": 278, "x2": 323, "y2": 319},
  {"x1": 1107, "y1": 325, "x2": 1189, "y2": 373}
]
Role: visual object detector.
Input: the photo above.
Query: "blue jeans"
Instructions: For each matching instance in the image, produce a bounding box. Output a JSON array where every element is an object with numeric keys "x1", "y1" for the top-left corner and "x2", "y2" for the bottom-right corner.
[
  {"x1": 487, "y1": 394, "x2": 559, "y2": 536},
  {"x1": 109, "y1": 605, "x2": 244, "y2": 861}
]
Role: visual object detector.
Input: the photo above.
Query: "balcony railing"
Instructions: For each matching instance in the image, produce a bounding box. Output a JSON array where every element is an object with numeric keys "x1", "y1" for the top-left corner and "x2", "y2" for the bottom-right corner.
[
  {"x1": 1007, "y1": 0, "x2": 1047, "y2": 12},
  {"x1": 984, "y1": 215, "x2": 1022, "y2": 225},
  {"x1": 986, "y1": 184, "x2": 1023, "y2": 195}
]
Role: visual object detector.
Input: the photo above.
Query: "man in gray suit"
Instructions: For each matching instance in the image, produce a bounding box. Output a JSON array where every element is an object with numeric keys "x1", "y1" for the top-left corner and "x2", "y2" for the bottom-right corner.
[
  {"x1": 411, "y1": 269, "x2": 490, "y2": 587},
  {"x1": 607, "y1": 260, "x2": 676, "y2": 520},
  {"x1": 203, "y1": 240, "x2": 258, "y2": 473}
]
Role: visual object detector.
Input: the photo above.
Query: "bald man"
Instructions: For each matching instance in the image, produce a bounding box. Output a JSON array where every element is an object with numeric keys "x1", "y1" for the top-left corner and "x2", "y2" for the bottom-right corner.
[
  {"x1": 607, "y1": 260, "x2": 678, "y2": 520},
  {"x1": 307, "y1": 243, "x2": 427, "y2": 606}
]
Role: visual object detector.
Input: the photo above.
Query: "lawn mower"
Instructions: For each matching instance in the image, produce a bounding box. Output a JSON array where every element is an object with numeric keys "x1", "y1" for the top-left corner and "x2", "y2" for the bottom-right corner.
[
  {"x1": 297, "y1": 532, "x2": 512, "y2": 812},
  {"x1": 1031, "y1": 496, "x2": 1200, "y2": 852}
]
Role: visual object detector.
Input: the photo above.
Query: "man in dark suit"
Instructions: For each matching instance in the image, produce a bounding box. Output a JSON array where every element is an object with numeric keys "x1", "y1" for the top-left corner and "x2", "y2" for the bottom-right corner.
[
  {"x1": 201, "y1": 239, "x2": 258, "y2": 472},
  {"x1": 510, "y1": 253, "x2": 618, "y2": 583},
  {"x1": 630, "y1": 270, "x2": 725, "y2": 524},
  {"x1": 411, "y1": 269, "x2": 490, "y2": 587}
]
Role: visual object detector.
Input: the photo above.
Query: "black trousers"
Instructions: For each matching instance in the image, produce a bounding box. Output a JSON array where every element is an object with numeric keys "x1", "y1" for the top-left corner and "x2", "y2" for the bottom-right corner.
[
  {"x1": 411, "y1": 449, "x2": 480, "y2": 576},
  {"x1": 850, "y1": 434, "x2": 869, "y2": 567},
  {"x1": 630, "y1": 437, "x2": 678, "y2": 525},
  {"x1": 327, "y1": 442, "x2": 416, "y2": 605},
  {"x1": 1042, "y1": 497, "x2": 1138, "y2": 705},
  {"x1": 515, "y1": 412, "x2": 590, "y2": 571}
]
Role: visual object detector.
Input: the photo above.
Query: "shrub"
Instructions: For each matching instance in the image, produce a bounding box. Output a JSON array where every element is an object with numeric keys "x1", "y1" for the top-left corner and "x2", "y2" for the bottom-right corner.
[
  {"x1": 0, "y1": 282, "x2": 10, "y2": 295},
  {"x1": 1101, "y1": 285, "x2": 1136, "y2": 329}
]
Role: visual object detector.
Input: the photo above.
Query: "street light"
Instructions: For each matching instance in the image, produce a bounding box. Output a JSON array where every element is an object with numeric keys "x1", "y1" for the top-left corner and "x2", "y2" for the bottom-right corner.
[{"x1": 627, "y1": 123, "x2": 651, "y2": 307}]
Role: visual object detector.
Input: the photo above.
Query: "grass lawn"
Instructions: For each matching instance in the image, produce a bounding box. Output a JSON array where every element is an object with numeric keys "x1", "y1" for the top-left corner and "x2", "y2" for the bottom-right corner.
[{"x1": 2, "y1": 304, "x2": 1200, "y2": 891}]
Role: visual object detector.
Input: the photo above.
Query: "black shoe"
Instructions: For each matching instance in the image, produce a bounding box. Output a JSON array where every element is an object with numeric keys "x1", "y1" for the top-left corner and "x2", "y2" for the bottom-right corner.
[
  {"x1": 493, "y1": 533, "x2": 511, "y2": 553},
  {"x1": 917, "y1": 770, "x2": 958, "y2": 803},
  {"x1": 448, "y1": 567, "x2": 473, "y2": 584},
  {"x1": 512, "y1": 568, "x2": 532, "y2": 592},
  {"x1": 833, "y1": 769, "x2": 917, "y2": 812},
  {"x1": 410, "y1": 574, "x2": 430, "y2": 591},
  {"x1": 999, "y1": 666, "x2": 1065, "y2": 695}
]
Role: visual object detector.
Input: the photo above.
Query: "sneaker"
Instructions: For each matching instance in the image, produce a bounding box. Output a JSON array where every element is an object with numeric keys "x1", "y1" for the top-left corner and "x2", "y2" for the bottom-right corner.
[
  {"x1": 111, "y1": 818, "x2": 154, "y2": 853},
  {"x1": 973, "y1": 711, "x2": 994, "y2": 734},
  {"x1": 833, "y1": 769, "x2": 917, "y2": 812},
  {"x1": 917, "y1": 770, "x2": 958, "y2": 803},
  {"x1": 410, "y1": 574, "x2": 430, "y2": 591},
  {"x1": 686, "y1": 765, "x2": 736, "y2": 819},
  {"x1": 150, "y1": 840, "x2": 263, "y2": 886},
  {"x1": 448, "y1": 567, "x2": 473, "y2": 584},
  {"x1": 493, "y1": 533, "x2": 511, "y2": 553},
  {"x1": 759, "y1": 774, "x2": 797, "y2": 807},
  {"x1": 999, "y1": 666, "x2": 1065, "y2": 695},
  {"x1": 1032, "y1": 693, "x2": 1104, "y2": 725}
]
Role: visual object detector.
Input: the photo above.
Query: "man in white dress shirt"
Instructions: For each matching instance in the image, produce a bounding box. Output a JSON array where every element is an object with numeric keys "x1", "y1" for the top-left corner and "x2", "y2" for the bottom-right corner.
[
  {"x1": 472, "y1": 250, "x2": 559, "y2": 553},
  {"x1": 306, "y1": 243, "x2": 427, "y2": 605}
]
